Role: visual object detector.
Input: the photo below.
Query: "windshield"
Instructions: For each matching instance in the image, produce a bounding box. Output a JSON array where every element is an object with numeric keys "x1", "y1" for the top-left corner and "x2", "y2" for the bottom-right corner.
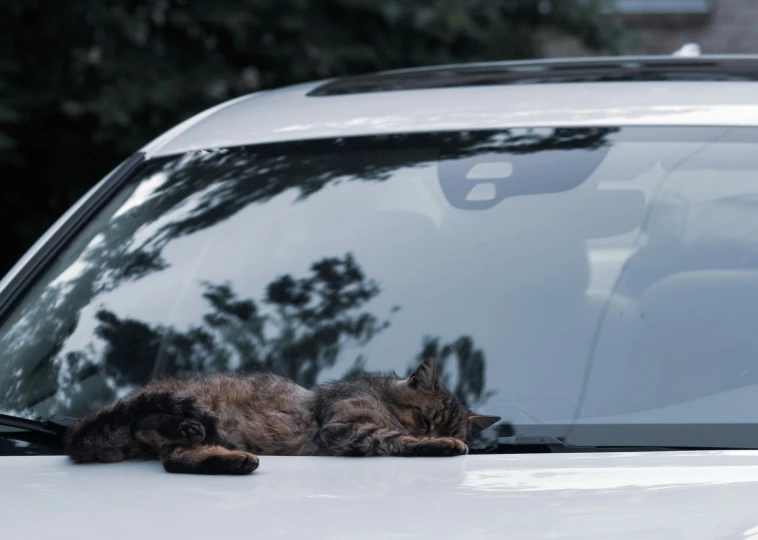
[{"x1": 3, "y1": 126, "x2": 758, "y2": 451}]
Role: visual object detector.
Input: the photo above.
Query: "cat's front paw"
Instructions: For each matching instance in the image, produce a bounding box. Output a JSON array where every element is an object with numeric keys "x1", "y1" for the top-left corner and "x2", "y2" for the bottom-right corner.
[
  {"x1": 176, "y1": 419, "x2": 205, "y2": 446},
  {"x1": 405, "y1": 437, "x2": 469, "y2": 457}
]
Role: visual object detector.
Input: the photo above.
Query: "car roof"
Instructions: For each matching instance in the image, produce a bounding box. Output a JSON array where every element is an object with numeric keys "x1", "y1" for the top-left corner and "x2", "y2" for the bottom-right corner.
[{"x1": 142, "y1": 55, "x2": 758, "y2": 158}]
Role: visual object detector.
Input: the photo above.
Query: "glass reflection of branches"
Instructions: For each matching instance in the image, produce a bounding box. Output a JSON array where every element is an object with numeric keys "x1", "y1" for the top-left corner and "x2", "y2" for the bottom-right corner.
[
  {"x1": 9, "y1": 254, "x2": 392, "y2": 416},
  {"x1": 0, "y1": 128, "x2": 618, "y2": 418}
]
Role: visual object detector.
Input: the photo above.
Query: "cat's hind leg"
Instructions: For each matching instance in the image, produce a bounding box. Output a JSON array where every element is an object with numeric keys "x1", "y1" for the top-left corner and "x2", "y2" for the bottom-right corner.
[
  {"x1": 133, "y1": 414, "x2": 206, "y2": 450},
  {"x1": 65, "y1": 391, "x2": 228, "y2": 464},
  {"x1": 161, "y1": 445, "x2": 259, "y2": 475}
]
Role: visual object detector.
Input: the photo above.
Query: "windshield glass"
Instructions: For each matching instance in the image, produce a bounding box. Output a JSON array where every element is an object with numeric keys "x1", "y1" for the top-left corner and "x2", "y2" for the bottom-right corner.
[{"x1": 3, "y1": 127, "x2": 758, "y2": 450}]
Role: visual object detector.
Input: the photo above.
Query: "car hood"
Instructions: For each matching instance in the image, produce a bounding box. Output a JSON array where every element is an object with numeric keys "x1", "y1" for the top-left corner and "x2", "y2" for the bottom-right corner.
[{"x1": 6, "y1": 451, "x2": 758, "y2": 539}]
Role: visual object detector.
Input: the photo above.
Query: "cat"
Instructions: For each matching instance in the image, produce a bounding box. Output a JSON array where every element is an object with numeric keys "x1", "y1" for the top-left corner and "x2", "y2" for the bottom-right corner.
[{"x1": 64, "y1": 357, "x2": 501, "y2": 475}]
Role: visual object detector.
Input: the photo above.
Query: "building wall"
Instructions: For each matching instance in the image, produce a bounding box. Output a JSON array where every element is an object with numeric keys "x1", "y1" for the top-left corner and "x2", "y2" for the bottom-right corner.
[{"x1": 542, "y1": 0, "x2": 758, "y2": 57}]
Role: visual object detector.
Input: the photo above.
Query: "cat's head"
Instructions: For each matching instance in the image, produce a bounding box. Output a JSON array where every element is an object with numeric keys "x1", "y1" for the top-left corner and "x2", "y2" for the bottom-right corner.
[{"x1": 390, "y1": 357, "x2": 501, "y2": 441}]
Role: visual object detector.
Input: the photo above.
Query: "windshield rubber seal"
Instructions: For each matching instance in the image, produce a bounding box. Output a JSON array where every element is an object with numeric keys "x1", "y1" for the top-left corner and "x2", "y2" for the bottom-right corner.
[{"x1": 0, "y1": 152, "x2": 146, "y2": 325}]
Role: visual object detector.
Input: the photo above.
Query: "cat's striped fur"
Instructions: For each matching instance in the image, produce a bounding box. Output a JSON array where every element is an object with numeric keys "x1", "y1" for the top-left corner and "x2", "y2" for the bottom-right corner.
[{"x1": 64, "y1": 358, "x2": 500, "y2": 474}]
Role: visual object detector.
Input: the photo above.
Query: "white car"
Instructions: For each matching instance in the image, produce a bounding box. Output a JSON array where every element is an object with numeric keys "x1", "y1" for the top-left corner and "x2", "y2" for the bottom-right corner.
[{"x1": 4, "y1": 55, "x2": 758, "y2": 539}]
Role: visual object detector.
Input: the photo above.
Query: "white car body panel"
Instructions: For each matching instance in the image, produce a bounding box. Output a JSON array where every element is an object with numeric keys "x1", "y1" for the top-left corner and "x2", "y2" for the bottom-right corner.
[
  {"x1": 142, "y1": 79, "x2": 758, "y2": 158},
  {"x1": 6, "y1": 452, "x2": 758, "y2": 539}
]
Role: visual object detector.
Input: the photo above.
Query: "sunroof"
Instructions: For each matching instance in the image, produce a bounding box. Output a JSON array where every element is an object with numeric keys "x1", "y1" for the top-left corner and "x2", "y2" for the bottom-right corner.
[{"x1": 307, "y1": 56, "x2": 758, "y2": 97}]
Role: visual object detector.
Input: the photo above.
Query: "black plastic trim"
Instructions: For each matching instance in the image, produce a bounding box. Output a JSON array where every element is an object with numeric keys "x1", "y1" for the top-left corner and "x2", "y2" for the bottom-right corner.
[
  {"x1": 307, "y1": 56, "x2": 758, "y2": 96},
  {"x1": 0, "y1": 152, "x2": 147, "y2": 324}
]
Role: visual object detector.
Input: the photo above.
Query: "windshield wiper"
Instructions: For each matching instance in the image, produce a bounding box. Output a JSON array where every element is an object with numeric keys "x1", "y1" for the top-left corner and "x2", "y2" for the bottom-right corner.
[
  {"x1": 0, "y1": 413, "x2": 76, "y2": 438},
  {"x1": 471, "y1": 434, "x2": 714, "y2": 454},
  {"x1": 465, "y1": 423, "x2": 758, "y2": 454}
]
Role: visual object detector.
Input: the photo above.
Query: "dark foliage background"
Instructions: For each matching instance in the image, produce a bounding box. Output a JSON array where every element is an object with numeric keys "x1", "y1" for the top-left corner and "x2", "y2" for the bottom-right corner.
[{"x1": 0, "y1": 0, "x2": 623, "y2": 276}]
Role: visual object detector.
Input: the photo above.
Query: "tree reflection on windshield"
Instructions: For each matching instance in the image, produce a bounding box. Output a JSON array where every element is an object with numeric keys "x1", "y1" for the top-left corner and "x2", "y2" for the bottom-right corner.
[
  {"x1": 9, "y1": 252, "x2": 495, "y2": 419},
  {"x1": 45, "y1": 254, "x2": 392, "y2": 415},
  {"x1": 0, "y1": 128, "x2": 618, "y2": 419}
]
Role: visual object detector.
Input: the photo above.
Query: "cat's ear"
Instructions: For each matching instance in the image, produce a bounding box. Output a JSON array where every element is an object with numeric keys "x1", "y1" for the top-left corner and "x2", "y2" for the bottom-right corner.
[
  {"x1": 467, "y1": 413, "x2": 501, "y2": 435},
  {"x1": 407, "y1": 357, "x2": 439, "y2": 391}
]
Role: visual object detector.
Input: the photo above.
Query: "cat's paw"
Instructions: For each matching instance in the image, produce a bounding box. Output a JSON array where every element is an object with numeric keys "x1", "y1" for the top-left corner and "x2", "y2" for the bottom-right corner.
[
  {"x1": 431, "y1": 437, "x2": 469, "y2": 456},
  {"x1": 164, "y1": 448, "x2": 259, "y2": 475},
  {"x1": 176, "y1": 419, "x2": 205, "y2": 446},
  {"x1": 405, "y1": 437, "x2": 469, "y2": 457},
  {"x1": 95, "y1": 446, "x2": 126, "y2": 463},
  {"x1": 219, "y1": 451, "x2": 260, "y2": 475}
]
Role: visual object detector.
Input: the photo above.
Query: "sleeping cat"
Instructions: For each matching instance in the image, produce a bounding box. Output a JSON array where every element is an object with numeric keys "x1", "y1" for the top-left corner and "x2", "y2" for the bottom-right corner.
[{"x1": 64, "y1": 357, "x2": 501, "y2": 475}]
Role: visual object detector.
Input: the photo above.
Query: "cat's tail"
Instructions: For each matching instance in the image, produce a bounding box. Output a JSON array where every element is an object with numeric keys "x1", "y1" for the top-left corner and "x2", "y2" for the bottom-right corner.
[{"x1": 64, "y1": 391, "x2": 219, "y2": 463}]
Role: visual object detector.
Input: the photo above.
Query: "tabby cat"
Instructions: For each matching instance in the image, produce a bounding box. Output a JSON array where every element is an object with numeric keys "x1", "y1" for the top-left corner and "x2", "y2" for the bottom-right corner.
[{"x1": 64, "y1": 357, "x2": 501, "y2": 475}]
